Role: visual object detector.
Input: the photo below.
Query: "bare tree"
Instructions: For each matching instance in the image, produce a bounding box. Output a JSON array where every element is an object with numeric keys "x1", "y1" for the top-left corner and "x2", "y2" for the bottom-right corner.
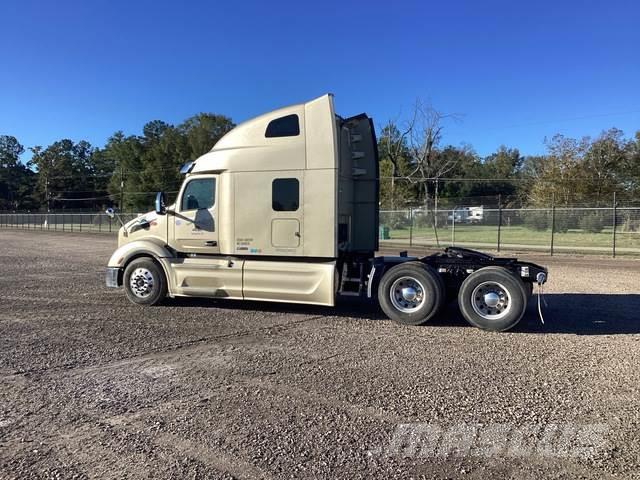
[
  {"x1": 379, "y1": 118, "x2": 411, "y2": 210},
  {"x1": 381, "y1": 99, "x2": 460, "y2": 209},
  {"x1": 403, "y1": 99, "x2": 460, "y2": 202}
]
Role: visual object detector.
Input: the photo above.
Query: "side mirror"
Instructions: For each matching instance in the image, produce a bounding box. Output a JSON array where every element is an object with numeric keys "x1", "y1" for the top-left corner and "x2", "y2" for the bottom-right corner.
[
  {"x1": 105, "y1": 208, "x2": 115, "y2": 219},
  {"x1": 179, "y1": 161, "x2": 194, "y2": 174},
  {"x1": 155, "y1": 191, "x2": 167, "y2": 215}
]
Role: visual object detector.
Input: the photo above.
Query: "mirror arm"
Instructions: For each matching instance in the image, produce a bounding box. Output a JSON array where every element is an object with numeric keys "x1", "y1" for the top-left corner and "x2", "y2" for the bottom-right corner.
[{"x1": 115, "y1": 213, "x2": 126, "y2": 228}]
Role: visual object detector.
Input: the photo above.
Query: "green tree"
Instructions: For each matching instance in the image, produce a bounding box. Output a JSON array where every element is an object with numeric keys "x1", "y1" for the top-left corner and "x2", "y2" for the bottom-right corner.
[
  {"x1": 179, "y1": 113, "x2": 234, "y2": 158},
  {"x1": 103, "y1": 132, "x2": 146, "y2": 211},
  {"x1": 527, "y1": 134, "x2": 589, "y2": 206},
  {"x1": 624, "y1": 131, "x2": 640, "y2": 200},
  {"x1": 378, "y1": 122, "x2": 416, "y2": 208},
  {"x1": 0, "y1": 135, "x2": 36, "y2": 210},
  {"x1": 580, "y1": 128, "x2": 627, "y2": 205},
  {"x1": 436, "y1": 146, "x2": 483, "y2": 200},
  {"x1": 473, "y1": 146, "x2": 523, "y2": 201},
  {"x1": 28, "y1": 139, "x2": 97, "y2": 210},
  {"x1": 139, "y1": 124, "x2": 189, "y2": 202}
]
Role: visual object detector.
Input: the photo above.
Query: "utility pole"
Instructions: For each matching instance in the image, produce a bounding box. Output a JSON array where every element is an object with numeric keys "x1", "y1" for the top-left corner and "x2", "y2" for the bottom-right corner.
[
  {"x1": 120, "y1": 165, "x2": 124, "y2": 211},
  {"x1": 612, "y1": 192, "x2": 617, "y2": 258},
  {"x1": 434, "y1": 179, "x2": 439, "y2": 228},
  {"x1": 497, "y1": 194, "x2": 502, "y2": 252},
  {"x1": 550, "y1": 193, "x2": 556, "y2": 256},
  {"x1": 45, "y1": 173, "x2": 50, "y2": 213}
]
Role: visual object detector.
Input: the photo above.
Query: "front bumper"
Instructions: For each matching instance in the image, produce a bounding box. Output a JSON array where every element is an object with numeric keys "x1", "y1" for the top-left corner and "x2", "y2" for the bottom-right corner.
[{"x1": 106, "y1": 267, "x2": 121, "y2": 288}]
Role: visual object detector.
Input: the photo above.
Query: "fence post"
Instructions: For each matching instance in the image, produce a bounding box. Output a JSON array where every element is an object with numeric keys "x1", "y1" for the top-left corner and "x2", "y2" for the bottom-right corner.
[
  {"x1": 612, "y1": 192, "x2": 617, "y2": 258},
  {"x1": 550, "y1": 195, "x2": 556, "y2": 256},
  {"x1": 497, "y1": 194, "x2": 502, "y2": 253},
  {"x1": 409, "y1": 207, "x2": 413, "y2": 247},
  {"x1": 451, "y1": 210, "x2": 456, "y2": 246}
]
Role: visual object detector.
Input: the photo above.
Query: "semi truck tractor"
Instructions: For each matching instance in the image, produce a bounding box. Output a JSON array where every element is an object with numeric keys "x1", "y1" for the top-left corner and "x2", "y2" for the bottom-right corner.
[{"x1": 105, "y1": 94, "x2": 547, "y2": 332}]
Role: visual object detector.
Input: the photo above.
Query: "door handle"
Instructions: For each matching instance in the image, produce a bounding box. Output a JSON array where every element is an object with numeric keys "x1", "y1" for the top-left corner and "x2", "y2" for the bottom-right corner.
[
  {"x1": 295, "y1": 232, "x2": 301, "y2": 237},
  {"x1": 204, "y1": 240, "x2": 217, "y2": 246}
]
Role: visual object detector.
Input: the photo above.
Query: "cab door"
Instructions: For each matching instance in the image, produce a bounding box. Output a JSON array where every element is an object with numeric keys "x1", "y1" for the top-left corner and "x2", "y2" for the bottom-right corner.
[
  {"x1": 172, "y1": 175, "x2": 220, "y2": 254},
  {"x1": 169, "y1": 174, "x2": 243, "y2": 299}
]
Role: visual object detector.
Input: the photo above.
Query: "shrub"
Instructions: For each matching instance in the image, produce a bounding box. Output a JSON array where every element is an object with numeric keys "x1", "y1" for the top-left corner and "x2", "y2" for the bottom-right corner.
[
  {"x1": 385, "y1": 213, "x2": 410, "y2": 230},
  {"x1": 524, "y1": 211, "x2": 549, "y2": 231},
  {"x1": 554, "y1": 214, "x2": 572, "y2": 233},
  {"x1": 579, "y1": 213, "x2": 606, "y2": 233},
  {"x1": 412, "y1": 211, "x2": 433, "y2": 228},
  {"x1": 623, "y1": 217, "x2": 640, "y2": 232}
]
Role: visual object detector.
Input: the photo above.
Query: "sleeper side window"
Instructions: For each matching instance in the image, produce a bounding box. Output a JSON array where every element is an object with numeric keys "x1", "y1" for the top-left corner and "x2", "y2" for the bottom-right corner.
[
  {"x1": 272, "y1": 178, "x2": 299, "y2": 211},
  {"x1": 181, "y1": 178, "x2": 215, "y2": 211},
  {"x1": 265, "y1": 114, "x2": 300, "y2": 138}
]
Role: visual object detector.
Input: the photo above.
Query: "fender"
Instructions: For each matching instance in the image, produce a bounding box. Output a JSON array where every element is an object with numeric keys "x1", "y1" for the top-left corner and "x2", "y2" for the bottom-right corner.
[
  {"x1": 107, "y1": 239, "x2": 174, "y2": 269},
  {"x1": 106, "y1": 239, "x2": 175, "y2": 291},
  {"x1": 366, "y1": 255, "x2": 418, "y2": 298}
]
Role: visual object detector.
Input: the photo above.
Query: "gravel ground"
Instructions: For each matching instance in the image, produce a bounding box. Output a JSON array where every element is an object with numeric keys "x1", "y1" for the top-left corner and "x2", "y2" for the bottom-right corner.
[{"x1": 1, "y1": 230, "x2": 639, "y2": 479}]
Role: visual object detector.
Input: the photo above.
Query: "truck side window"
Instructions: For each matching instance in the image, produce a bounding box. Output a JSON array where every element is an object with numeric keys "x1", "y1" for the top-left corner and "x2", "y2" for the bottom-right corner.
[
  {"x1": 272, "y1": 178, "x2": 299, "y2": 211},
  {"x1": 265, "y1": 114, "x2": 300, "y2": 137},
  {"x1": 181, "y1": 178, "x2": 215, "y2": 211}
]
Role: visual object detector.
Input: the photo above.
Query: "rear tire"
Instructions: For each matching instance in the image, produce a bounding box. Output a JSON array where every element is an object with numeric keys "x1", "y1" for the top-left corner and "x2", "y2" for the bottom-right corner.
[
  {"x1": 458, "y1": 266, "x2": 527, "y2": 332},
  {"x1": 378, "y1": 262, "x2": 445, "y2": 326},
  {"x1": 123, "y1": 258, "x2": 167, "y2": 306}
]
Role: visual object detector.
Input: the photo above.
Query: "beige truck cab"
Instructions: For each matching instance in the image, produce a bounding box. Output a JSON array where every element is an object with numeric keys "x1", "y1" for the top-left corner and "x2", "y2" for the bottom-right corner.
[
  {"x1": 106, "y1": 94, "x2": 547, "y2": 332},
  {"x1": 106, "y1": 94, "x2": 377, "y2": 307}
]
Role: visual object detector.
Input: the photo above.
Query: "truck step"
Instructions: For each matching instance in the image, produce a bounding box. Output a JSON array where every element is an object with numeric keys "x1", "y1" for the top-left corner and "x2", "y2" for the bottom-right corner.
[{"x1": 339, "y1": 291, "x2": 362, "y2": 297}]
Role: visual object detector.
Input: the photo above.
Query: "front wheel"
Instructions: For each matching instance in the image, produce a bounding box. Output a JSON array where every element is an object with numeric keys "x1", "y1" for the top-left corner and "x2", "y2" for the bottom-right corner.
[
  {"x1": 123, "y1": 258, "x2": 167, "y2": 306},
  {"x1": 458, "y1": 267, "x2": 527, "y2": 332},
  {"x1": 378, "y1": 262, "x2": 445, "y2": 326}
]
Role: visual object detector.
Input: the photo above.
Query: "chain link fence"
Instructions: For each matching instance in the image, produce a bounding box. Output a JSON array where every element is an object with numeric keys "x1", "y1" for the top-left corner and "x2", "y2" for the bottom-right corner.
[
  {"x1": 0, "y1": 212, "x2": 142, "y2": 234},
  {"x1": 379, "y1": 204, "x2": 640, "y2": 256},
  {"x1": 2, "y1": 201, "x2": 640, "y2": 256}
]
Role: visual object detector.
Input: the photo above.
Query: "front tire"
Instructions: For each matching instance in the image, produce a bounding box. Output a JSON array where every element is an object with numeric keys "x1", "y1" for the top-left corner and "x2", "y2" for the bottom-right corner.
[
  {"x1": 458, "y1": 266, "x2": 527, "y2": 332},
  {"x1": 123, "y1": 258, "x2": 167, "y2": 306},
  {"x1": 378, "y1": 262, "x2": 445, "y2": 326}
]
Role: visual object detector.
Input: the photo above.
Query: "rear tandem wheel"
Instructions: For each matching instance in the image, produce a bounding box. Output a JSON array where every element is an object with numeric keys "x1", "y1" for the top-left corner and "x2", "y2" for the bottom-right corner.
[
  {"x1": 457, "y1": 266, "x2": 528, "y2": 332},
  {"x1": 378, "y1": 262, "x2": 445, "y2": 326}
]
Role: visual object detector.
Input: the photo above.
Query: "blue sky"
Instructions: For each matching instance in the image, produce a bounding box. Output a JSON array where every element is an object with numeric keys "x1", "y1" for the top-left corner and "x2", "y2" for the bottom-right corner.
[{"x1": 1, "y1": 0, "x2": 639, "y2": 161}]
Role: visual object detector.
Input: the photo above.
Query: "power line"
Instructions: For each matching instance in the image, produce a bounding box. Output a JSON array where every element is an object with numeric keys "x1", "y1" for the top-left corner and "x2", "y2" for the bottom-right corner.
[
  {"x1": 379, "y1": 176, "x2": 625, "y2": 183},
  {"x1": 50, "y1": 190, "x2": 178, "y2": 195},
  {"x1": 52, "y1": 190, "x2": 179, "y2": 201},
  {"x1": 477, "y1": 108, "x2": 640, "y2": 133},
  {"x1": 54, "y1": 195, "x2": 114, "y2": 201}
]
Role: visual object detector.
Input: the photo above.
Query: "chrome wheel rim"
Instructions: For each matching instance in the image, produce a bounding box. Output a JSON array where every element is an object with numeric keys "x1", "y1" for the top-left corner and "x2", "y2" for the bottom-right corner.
[
  {"x1": 471, "y1": 281, "x2": 511, "y2": 320},
  {"x1": 390, "y1": 276, "x2": 425, "y2": 313},
  {"x1": 129, "y1": 268, "x2": 155, "y2": 298}
]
